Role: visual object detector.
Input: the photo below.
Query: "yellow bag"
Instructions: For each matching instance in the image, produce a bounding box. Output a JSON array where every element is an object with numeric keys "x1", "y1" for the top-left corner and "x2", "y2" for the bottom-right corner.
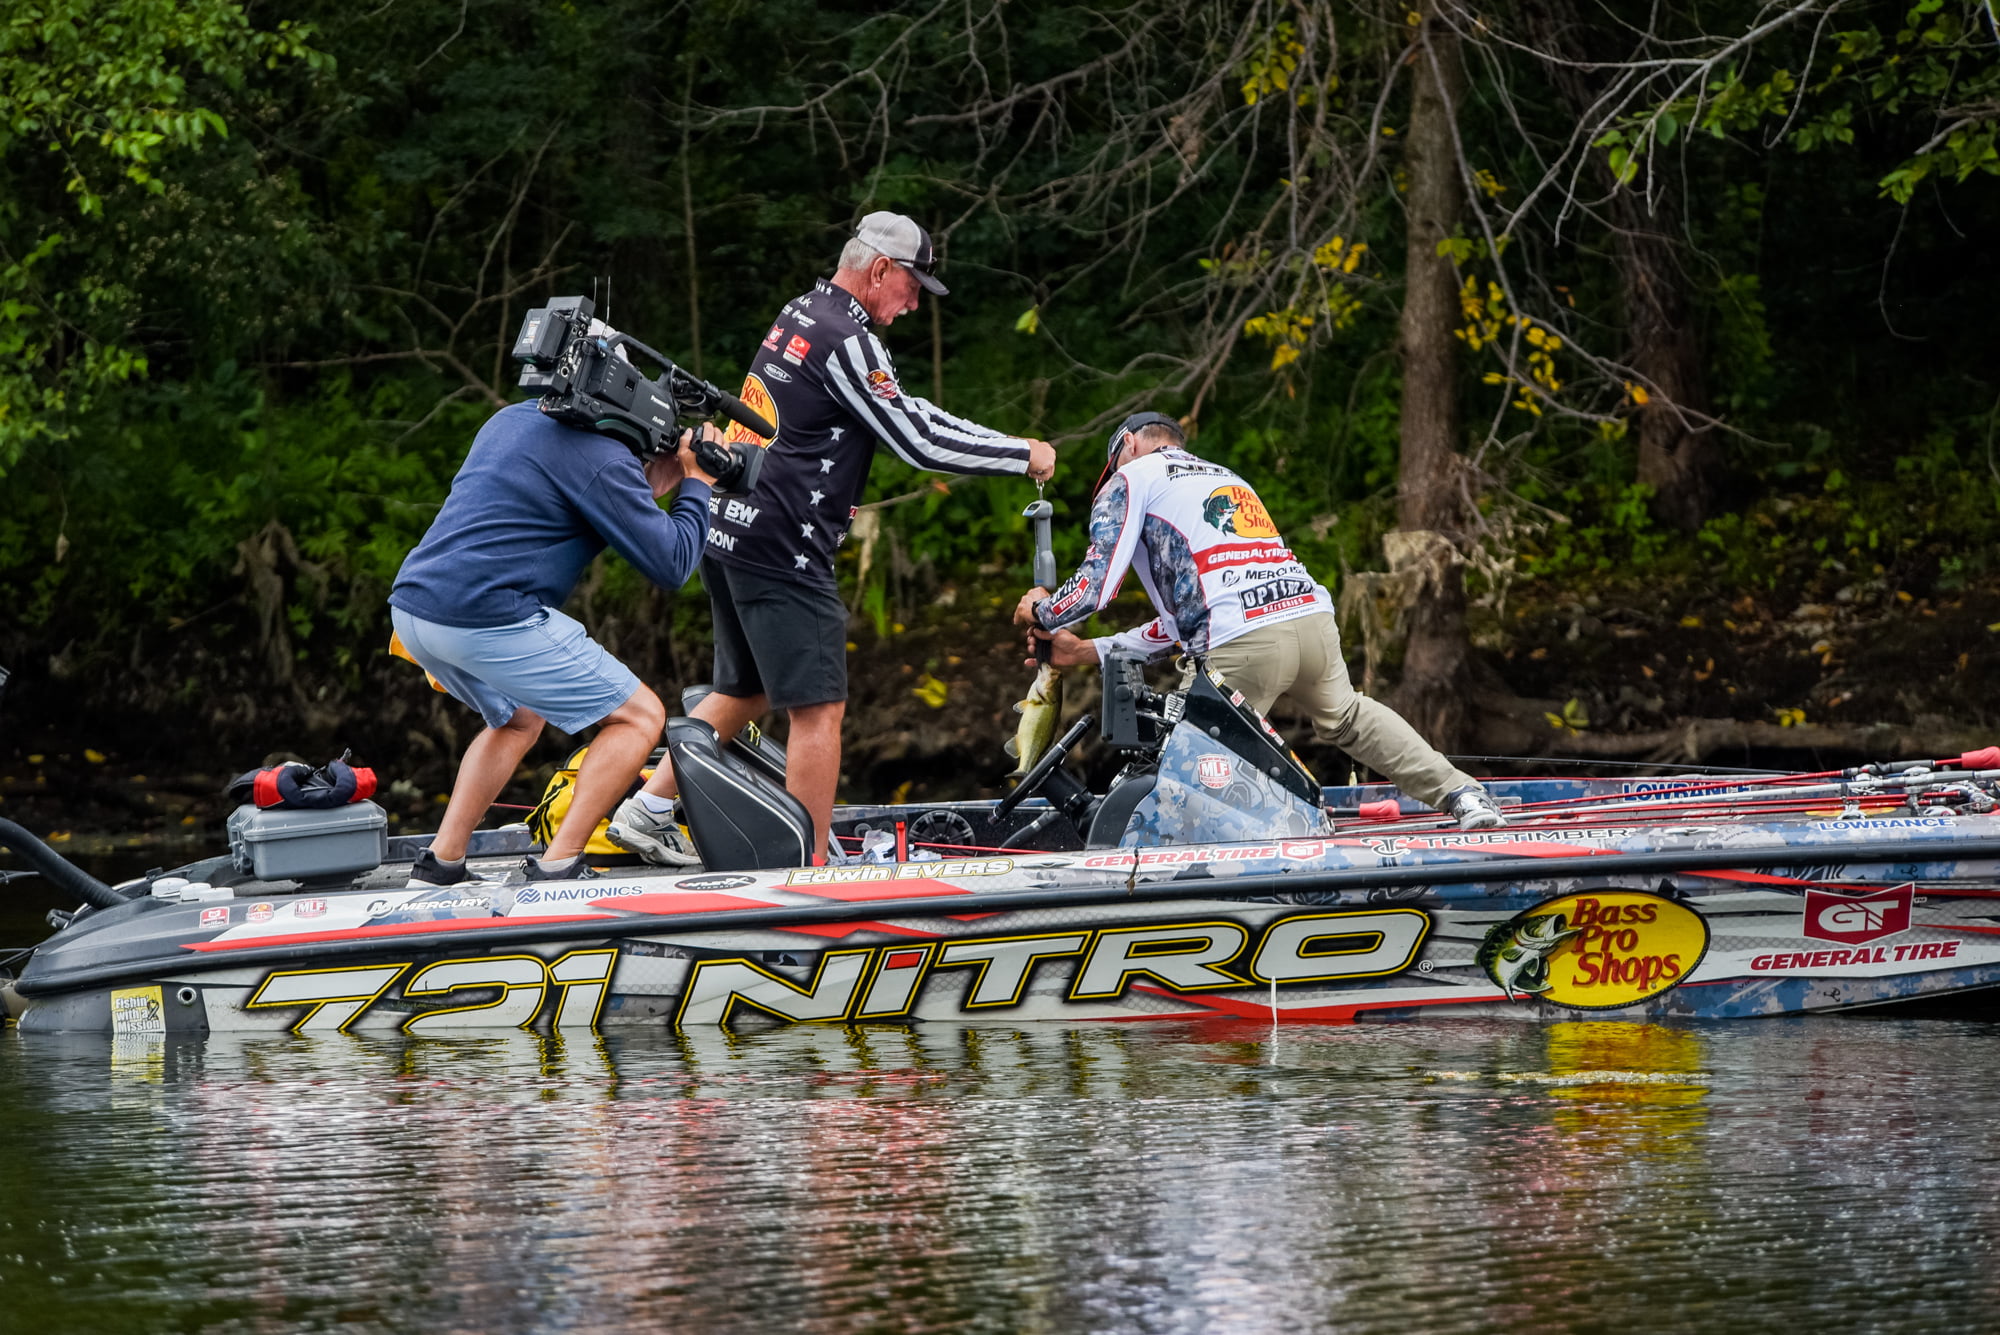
[{"x1": 527, "y1": 744, "x2": 662, "y2": 856}]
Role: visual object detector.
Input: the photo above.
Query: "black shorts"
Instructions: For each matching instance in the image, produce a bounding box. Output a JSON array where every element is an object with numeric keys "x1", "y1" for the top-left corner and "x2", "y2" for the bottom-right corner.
[{"x1": 704, "y1": 557, "x2": 848, "y2": 710}]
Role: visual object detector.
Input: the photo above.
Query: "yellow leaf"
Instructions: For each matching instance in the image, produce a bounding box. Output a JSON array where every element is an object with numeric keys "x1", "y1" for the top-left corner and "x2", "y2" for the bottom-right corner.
[
  {"x1": 912, "y1": 673, "x2": 949, "y2": 709},
  {"x1": 1014, "y1": 307, "x2": 1040, "y2": 335},
  {"x1": 1680, "y1": 615, "x2": 1702, "y2": 628},
  {"x1": 28, "y1": 754, "x2": 44, "y2": 764},
  {"x1": 84, "y1": 748, "x2": 106, "y2": 763},
  {"x1": 1627, "y1": 382, "x2": 1651, "y2": 405}
]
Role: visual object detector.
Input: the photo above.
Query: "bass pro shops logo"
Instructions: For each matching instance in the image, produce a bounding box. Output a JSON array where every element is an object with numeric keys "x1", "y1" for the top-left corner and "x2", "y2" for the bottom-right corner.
[
  {"x1": 1479, "y1": 892, "x2": 1708, "y2": 1010},
  {"x1": 724, "y1": 374, "x2": 779, "y2": 446},
  {"x1": 1803, "y1": 884, "x2": 1914, "y2": 945},
  {"x1": 1202, "y1": 486, "x2": 1279, "y2": 539}
]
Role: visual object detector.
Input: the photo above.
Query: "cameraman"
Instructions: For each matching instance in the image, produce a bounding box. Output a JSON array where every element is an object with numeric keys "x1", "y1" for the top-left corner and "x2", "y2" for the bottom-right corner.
[
  {"x1": 608, "y1": 212, "x2": 1056, "y2": 863},
  {"x1": 389, "y1": 398, "x2": 719, "y2": 885}
]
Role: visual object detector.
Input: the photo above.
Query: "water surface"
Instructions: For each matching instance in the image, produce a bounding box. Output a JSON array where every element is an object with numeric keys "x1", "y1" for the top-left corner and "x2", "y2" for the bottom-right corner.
[{"x1": 3, "y1": 1017, "x2": 1998, "y2": 1333}]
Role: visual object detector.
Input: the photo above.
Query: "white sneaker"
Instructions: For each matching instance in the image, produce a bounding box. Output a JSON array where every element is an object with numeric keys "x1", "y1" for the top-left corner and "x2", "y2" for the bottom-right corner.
[
  {"x1": 1445, "y1": 786, "x2": 1506, "y2": 830},
  {"x1": 605, "y1": 797, "x2": 702, "y2": 866}
]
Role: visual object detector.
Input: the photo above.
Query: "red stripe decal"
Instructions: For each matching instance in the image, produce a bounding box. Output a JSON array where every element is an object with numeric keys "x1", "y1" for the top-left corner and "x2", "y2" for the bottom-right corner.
[
  {"x1": 778, "y1": 921, "x2": 939, "y2": 940},
  {"x1": 786, "y1": 878, "x2": 972, "y2": 902},
  {"x1": 593, "y1": 893, "x2": 775, "y2": 916}
]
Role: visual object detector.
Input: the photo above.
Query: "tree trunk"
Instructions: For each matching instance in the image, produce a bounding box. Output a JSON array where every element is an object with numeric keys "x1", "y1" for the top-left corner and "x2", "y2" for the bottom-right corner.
[
  {"x1": 1521, "y1": 0, "x2": 1720, "y2": 530},
  {"x1": 1390, "y1": 2, "x2": 1472, "y2": 748},
  {"x1": 1621, "y1": 213, "x2": 1719, "y2": 530}
]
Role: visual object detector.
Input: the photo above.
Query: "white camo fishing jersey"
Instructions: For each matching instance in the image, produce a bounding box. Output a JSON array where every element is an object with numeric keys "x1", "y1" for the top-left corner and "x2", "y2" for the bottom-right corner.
[
  {"x1": 708, "y1": 278, "x2": 1033, "y2": 589},
  {"x1": 1035, "y1": 447, "x2": 1332, "y2": 657}
]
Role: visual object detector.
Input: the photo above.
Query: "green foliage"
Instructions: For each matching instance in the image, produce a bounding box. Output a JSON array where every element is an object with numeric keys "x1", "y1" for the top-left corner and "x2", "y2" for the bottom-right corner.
[
  {"x1": 1595, "y1": 1, "x2": 2000, "y2": 203},
  {"x1": 0, "y1": 1, "x2": 320, "y2": 468},
  {"x1": 1, "y1": 0, "x2": 1998, "y2": 762}
]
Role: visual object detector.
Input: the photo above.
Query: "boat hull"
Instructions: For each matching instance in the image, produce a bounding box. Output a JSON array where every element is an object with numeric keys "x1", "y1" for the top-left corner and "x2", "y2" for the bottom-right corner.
[{"x1": 17, "y1": 823, "x2": 2000, "y2": 1032}]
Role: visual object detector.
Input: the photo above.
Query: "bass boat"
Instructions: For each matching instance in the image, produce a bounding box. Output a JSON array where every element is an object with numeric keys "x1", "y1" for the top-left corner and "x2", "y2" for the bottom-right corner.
[{"x1": 8, "y1": 655, "x2": 2000, "y2": 1033}]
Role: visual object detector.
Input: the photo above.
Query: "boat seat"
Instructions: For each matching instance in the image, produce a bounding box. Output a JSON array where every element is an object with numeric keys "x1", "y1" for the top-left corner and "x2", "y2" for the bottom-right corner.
[
  {"x1": 665, "y1": 716, "x2": 814, "y2": 871},
  {"x1": 1086, "y1": 771, "x2": 1157, "y2": 848},
  {"x1": 680, "y1": 684, "x2": 789, "y2": 787}
]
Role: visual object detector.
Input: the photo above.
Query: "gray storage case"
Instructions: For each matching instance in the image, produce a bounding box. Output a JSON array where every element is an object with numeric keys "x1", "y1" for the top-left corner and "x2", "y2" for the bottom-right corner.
[{"x1": 227, "y1": 801, "x2": 388, "y2": 882}]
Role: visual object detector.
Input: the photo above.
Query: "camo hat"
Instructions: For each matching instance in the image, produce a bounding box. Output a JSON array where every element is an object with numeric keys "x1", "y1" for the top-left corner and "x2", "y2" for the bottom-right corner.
[{"x1": 1105, "y1": 411, "x2": 1183, "y2": 462}]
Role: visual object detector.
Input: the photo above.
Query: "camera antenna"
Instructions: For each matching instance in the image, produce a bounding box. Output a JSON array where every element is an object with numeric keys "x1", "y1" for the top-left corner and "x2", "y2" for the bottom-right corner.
[{"x1": 605, "y1": 273, "x2": 613, "y2": 329}]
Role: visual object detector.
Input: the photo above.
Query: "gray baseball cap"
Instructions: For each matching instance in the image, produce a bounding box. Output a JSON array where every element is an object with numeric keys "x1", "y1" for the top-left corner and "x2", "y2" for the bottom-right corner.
[{"x1": 854, "y1": 211, "x2": 949, "y2": 296}]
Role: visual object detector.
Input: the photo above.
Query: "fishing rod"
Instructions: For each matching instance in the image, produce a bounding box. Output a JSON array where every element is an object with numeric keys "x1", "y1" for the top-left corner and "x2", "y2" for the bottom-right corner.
[
  {"x1": 1448, "y1": 754, "x2": 1787, "y2": 776},
  {"x1": 1330, "y1": 767, "x2": 2000, "y2": 835}
]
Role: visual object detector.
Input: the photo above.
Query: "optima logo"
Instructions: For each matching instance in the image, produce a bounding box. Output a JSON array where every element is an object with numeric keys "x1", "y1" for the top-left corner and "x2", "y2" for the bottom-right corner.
[{"x1": 1803, "y1": 884, "x2": 1913, "y2": 945}]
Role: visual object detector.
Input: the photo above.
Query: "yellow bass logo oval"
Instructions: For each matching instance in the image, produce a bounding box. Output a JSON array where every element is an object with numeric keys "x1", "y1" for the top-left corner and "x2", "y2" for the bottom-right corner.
[
  {"x1": 1202, "y1": 485, "x2": 1278, "y2": 538},
  {"x1": 723, "y1": 374, "x2": 779, "y2": 446},
  {"x1": 1478, "y1": 891, "x2": 1707, "y2": 1010}
]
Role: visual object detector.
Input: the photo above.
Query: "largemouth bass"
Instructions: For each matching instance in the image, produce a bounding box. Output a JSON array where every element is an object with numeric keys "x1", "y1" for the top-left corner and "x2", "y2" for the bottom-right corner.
[
  {"x1": 1004, "y1": 663, "x2": 1063, "y2": 778},
  {"x1": 1475, "y1": 912, "x2": 1582, "y2": 1000}
]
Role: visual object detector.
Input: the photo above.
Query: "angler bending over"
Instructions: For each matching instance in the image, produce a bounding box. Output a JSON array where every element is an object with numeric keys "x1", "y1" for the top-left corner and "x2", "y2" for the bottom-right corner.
[{"x1": 1013, "y1": 412, "x2": 1504, "y2": 830}]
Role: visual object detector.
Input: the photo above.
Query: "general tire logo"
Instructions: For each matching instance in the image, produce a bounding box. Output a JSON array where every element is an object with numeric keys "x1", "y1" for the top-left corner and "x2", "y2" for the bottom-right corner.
[{"x1": 1804, "y1": 884, "x2": 1913, "y2": 945}]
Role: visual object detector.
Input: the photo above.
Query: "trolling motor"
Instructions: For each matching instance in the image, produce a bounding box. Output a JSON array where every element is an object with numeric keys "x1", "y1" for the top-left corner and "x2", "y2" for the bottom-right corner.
[{"x1": 511, "y1": 296, "x2": 775, "y2": 493}]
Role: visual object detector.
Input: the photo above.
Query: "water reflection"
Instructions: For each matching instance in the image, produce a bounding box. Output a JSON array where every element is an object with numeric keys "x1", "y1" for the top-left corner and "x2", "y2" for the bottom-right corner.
[{"x1": 6, "y1": 1018, "x2": 2000, "y2": 1332}]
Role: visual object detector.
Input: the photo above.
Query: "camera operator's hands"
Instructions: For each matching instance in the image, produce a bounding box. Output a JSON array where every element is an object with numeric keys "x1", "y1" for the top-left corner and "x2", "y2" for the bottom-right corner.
[
  {"x1": 644, "y1": 449, "x2": 686, "y2": 499},
  {"x1": 678, "y1": 423, "x2": 724, "y2": 489},
  {"x1": 1025, "y1": 440, "x2": 1056, "y2": 484}
]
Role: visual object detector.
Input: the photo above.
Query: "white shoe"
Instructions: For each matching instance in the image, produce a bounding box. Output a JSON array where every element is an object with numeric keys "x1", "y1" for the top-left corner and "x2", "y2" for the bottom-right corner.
[
  {"x1": 605, "y1": 797, "x2": 702, "y2": 866},
  {"x1": 1444, "y1": 786, "x2": 1506, "y2": 830}
]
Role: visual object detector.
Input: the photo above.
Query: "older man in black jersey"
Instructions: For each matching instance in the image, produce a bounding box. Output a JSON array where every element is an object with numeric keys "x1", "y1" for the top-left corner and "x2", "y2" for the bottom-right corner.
[{"x1": 609, "y1": 212, "x2": 1057, "y2": 863}]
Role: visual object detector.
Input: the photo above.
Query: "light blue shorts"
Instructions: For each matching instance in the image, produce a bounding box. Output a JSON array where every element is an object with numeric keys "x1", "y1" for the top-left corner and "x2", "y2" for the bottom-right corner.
[{"x1": 391, "y1": 605, "x2": 642, "y2": 735}]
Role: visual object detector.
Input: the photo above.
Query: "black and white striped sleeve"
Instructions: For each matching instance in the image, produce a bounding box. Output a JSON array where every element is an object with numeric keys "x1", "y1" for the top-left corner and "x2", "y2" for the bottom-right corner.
[{"x1": 826, "y1": 332, "x2": 1032, "y2": 476}]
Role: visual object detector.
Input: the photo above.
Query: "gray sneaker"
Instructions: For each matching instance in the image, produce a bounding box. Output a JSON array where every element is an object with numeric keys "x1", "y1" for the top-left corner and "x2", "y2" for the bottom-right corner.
[
  {"x1": 1444, "y1": 786, "x2": 1506, "y2": 830},
  {"x1": 605, "y1": 796, "x2": 702, "y2": 866}
]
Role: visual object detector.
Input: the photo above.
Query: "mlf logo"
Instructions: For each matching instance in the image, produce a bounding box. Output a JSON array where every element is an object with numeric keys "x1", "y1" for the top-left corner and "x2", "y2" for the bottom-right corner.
[
  {"x1": 1803, "y1": 884, "x2": 1913, "y2": 945},
  {"x1": 1195, "y1": 754, "x2": 1234, "y2": 788}
]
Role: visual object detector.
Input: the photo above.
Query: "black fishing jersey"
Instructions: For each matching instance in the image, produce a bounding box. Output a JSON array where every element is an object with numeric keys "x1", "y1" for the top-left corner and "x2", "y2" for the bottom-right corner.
[{"x1": 706, "y1": 278, "x2": 1032, "y2": 589}]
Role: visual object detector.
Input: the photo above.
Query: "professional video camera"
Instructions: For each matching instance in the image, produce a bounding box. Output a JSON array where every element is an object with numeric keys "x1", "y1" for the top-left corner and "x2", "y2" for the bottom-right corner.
[{"x1": 510, "y1": 296, "x2": 772, "y2": 493}]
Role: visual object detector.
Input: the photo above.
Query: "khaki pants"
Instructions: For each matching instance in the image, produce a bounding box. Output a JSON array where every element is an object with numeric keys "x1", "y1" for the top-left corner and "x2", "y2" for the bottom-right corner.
[{"x1": 1197, "y1": 611, "x2": 1476, "y2": 809}]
